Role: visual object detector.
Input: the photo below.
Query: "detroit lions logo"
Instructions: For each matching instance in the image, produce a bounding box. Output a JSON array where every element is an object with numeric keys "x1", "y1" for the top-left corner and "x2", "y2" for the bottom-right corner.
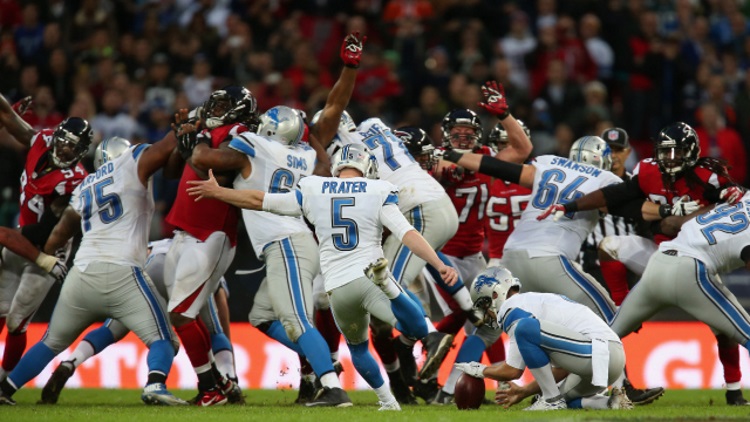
[
  {"x1": 473, "y1": 275, "x2": 496, "y2": 293},
  {"x1": 265, "y1": 107, "x2": 287, "y2": 131}
]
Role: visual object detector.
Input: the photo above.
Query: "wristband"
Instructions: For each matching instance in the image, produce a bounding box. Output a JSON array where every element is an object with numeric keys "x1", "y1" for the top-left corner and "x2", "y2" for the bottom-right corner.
[
  {"x1": 344, "y1": 63, "x2": 359, "y2": 69},
  {"x1": 659, "y1": 204, "x2": 672, "y2": 218},
  {"x1": 498, "y1": 111, "x2": 510, "y2": 120},
  {"x1": 35, "y1": 252, "x2": 57, "y2": 273},
  {"x1": 443, "y1": 150, "x2": 464, "y2": 163},
  {"x1": 563, "y1": 201, "x2": 579, "y2": 213}
]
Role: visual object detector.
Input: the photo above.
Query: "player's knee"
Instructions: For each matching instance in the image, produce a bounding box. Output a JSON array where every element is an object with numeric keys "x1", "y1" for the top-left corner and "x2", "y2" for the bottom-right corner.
[
  {"x1": 513, "y1": 318, "x2": 541, "y2": 343},
  {"x1": 281, "y1": 319, "x2": 303, "y2": 342}
]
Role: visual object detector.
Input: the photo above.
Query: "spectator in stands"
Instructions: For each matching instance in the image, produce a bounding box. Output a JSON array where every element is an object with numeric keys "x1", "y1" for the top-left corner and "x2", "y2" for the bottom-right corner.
[
  {"x1": 91, "y1": 88, "x2": 139, "y2": 140},
  {"x1": 695, "y1": 102, "x2": 747, "y2": 184}
]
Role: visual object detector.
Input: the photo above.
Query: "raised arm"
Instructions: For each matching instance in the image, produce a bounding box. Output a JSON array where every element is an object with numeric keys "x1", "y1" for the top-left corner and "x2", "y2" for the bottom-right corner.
[
  {"x1": 440, "y1": 151, "x2": 535, "y2": 188},
  {"x1": 0, "y1": 94, "x2": 36, "y2": 146},
  {"x1": 136, "y1": 110, "x2": 185, "y2": 185},
  {"x1": 476, "y1": 81, "x2": 533, "y2": 164},
  {"x1": 309, "y1": 32, "x2": 365, "y2": 173}
]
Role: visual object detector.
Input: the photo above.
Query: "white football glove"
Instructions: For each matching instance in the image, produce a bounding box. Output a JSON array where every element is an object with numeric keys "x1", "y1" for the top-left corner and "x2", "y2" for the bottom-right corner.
[
  {"x1": 720, "y1": 186, "x2": 744, "y2": 205},
  {"x1": 50, "y1": 259, "x2": 69, "y2": 284},
  {"x1": 454, "y1": 361, "x2": 487, "y2": 379},
  {"x1": 671, "y1": 195, "x2": 701, "y2": 216}
]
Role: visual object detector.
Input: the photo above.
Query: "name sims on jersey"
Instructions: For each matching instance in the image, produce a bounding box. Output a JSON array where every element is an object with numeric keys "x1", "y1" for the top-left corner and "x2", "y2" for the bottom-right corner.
[
  {"x1": 321, "y1": 180, "x2": 368, "y2": 194},
  {"x1": 286, "y1": 155, "x2": 308, "y2": 170},
  {"x1": 549, "y1": 157, "x2": 603, "y2": 176},
  {"x1": 80, "y1": 161, "x2": 115, "y2": 188}
]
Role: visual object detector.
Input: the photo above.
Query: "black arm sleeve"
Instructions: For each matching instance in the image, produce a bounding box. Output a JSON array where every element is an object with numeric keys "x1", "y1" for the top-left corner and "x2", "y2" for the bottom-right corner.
[
  {"x1": 477, "y1": 155, "x2": 523, "y2": 184},
  {"x1": 703, "y1": 184, "x2": 724, "y2": 203},
  {"x1": 601, "y1": 175, "x2": 646, "y2": 210},
  {"x1": 19, "y1": 209, "x2": 59, "y2": 249},
  {"x1": 741, "y1": 245, "x2": 750, "y2": 262},
  {"x1": 606, "y1": 198, "x2": 648, "y2": 221}
]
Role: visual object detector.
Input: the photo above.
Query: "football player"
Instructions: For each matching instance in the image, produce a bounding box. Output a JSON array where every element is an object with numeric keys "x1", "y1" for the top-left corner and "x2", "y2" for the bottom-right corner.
[
  {"x1": 161, "y1": 85, "x2": 257, "y2": 405},
  {"x1": 539, "y1": 122, "x2": 746, "y2": 405},
  {"x1": 186, "y1": 143, "x2": 459, "y2": 411},
  {"x1": 456, "y1": 266, "x2": 632, "y2": 411},
  {"x1": 0, "y1": 117, "x2": 185, "y2": 406},
  {"x1": 0, "y1": 94, "x2": 90, "y2": 382}
]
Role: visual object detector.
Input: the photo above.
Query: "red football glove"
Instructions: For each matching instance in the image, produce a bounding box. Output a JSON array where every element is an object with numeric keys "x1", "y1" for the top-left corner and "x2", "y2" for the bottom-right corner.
[
  {"x1": 720, "y1": 186, "x2": 744, "y2": 205},
  {"x1": 478, "y1": 81, "x2": 510, "y2": 119},
  {"x1": 12, "y1": 96, "x2": 33, "y2": 117},
  {"x1": 340, "y1": 32, "x2": 366, "y2": 68},
  {"x1": 537, "y1": 204, "x2": 566, "y2": 221}
]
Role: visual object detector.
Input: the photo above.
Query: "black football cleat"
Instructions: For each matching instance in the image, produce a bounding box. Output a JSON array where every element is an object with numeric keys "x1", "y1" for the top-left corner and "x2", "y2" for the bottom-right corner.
[
  {"x1": 305, "y1": 387, "x2": 353, "y2": 407},
  {"x1": 387, "y1": 369, "x2": 417, "y2": 405},
  {"x1": 419, "y1": 332, "x2": 454, "y2": 380},
  {"x1": 726, "y1": 389, "x2": 750, "y2": 406},
  {"x1": 623, "y1": 378, "x2": 664, "y2": 405},
  {"x1": 413, "y1": 377, "x2": 440, "y2": 404},
  {"x1": 38, "y1": 362, "x2": 74, "y2": 404},
  {"x1": 295, "y1": 377, "x2": 318, "y2": 404}
]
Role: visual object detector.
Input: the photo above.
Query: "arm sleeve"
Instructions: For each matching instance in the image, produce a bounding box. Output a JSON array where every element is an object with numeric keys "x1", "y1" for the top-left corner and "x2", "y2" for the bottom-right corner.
[
  {"x1": 477, "y1": 155, "x2": 524, "y2": 184},
  {"x1": 380, "y1": 204, "x2": 414, "y2": 241},
  {"x1": 261, "y1": 191, "x2": 304, "y2": 217},
  {"x1": 19, "y1": 209, "x2": 60, "y2": 249},
  {"x1": 606, "y1": 198, "x2": 648, "y2": 220},
  {"x1": 601, "y1": 175, "x2": 646, "y2": 210}
]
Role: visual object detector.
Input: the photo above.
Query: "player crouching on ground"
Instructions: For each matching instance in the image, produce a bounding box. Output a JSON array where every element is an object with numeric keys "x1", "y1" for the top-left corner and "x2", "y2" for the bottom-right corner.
[{"x1": 455, "y1": 266, "x2": 633, "y2": 411}]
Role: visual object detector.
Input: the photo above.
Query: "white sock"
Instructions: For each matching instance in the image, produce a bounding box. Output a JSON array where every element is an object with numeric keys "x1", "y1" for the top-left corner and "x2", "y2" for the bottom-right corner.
[
  {"x1": 374, "y1": 383, "x2": 396, "y2": 403},
  {"x1": 381, "y1": 275, "x2": 403, "y2": 300},
  {"x1": 399, "y1": 334, "x2": 416, "y2": 347},
  {"x1": 728, "y1": 382, "x2": 742, "y2": 390},
  {"x1": 320, "y1": 371, "x2": 342, "y2": 389},
  {"x1": 581, "y1": 394, "x2": 609, "y2": 409},
  {"x1": 69, "y1": 340, "x2": 96, "y2": 369},
  {"x1": 442, "y1": 368, "x2": 462, "y2": 394},
  {"x1": 452, "y1": 287, "x2": 474, "y2": 312},
  {"x1": 612, "y1": 371, "x2": 626, "y2": 388},
  {"x1": 425, "y1": 317, "x2": 437, "y2": 333},
  {"x1": 214, "y1": 349, "x2": 236, "y2": 379},
  {"x1": 383, "y1": 359, "x2": 400, "y2": 373},
  {"x1": 331, "y1": 351, "x2": 339, "y2": 362},
  {"x1": 529, "y1": 363, "x2": 561, "y2": 399}
]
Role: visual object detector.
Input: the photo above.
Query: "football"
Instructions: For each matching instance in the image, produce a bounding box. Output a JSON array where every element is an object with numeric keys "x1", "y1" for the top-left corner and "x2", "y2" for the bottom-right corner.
[{"x1": 454, "y1": 373, "x2": 486, "y2": 410}]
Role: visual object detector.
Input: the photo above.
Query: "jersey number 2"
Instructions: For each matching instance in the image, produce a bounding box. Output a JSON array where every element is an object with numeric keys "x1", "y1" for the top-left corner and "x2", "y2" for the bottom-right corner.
[
  {"x1": 695, "y1": 203, "x2": 749, "y2": 245},
  {"x1": 331, "y1": 197, "x2": 359, "y2": 251},
  {"x1": 81, "y1": 178, "x2": 124, "y2": 232}
]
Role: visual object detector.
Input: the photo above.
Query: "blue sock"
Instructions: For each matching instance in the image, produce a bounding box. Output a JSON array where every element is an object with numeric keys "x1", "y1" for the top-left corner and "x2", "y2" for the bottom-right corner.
[
  {"x1": 514, "y1": 318, "x2": 549, "y2": 368},
  {"x1": 83, "y1": 322, "x2": 117, "y2": 353},
  {"x1": 210, "y1": 333, "x2": 233, "y2": 354},
  {"x1": 404, "y1": 289, "x2": 428, "y2": 318},
  {"x1": 146, "y1": 339, "x2": 174, "y2": 376},
  {"x1": 455, "y1": 335, "x2": 485, "y2": 363},
  {"x1": 568, "y1": 398, "x2": 583, "y2": 409},
  {"x1": 264, "y1": 320, "x2": 304, "y2": 355},
  {"x1": 392, "y1": 292, "x2": 428, "y2": 339},
  {"x1": 349, "y1": 341, "x2": 384, "y2": 388},
  {"x1": 428, "y1": 252, "x2": 465, "y2": 295},
  {"x1": 8, "y1": 342, "x2": 56, "y2": 389},
  {"x1": 297, "y1": 330, "x2": 335, "y2": 376}
]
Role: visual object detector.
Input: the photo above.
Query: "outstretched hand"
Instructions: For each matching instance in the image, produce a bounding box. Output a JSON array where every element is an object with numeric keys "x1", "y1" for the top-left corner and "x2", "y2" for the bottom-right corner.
[
  {"x1": 340, "y1": 31, "x2": 367, "y2": 68},
  {"x1": 11, "y1": 96, "x2": 33, "y2": 117},
  {"x1": 478, "y1": 81, "x2": 510, "y2": 119},
  {"x1": 495, "y1": 381, "x2": 525, "y2": 408},
  {"x1": 186, "y1": 169, "x2": 221, "y2": 201}
]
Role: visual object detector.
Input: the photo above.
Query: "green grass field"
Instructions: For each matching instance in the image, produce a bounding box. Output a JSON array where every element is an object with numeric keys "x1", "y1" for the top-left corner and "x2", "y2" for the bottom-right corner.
[{"x1": 2, "y1": 389, "x2": 750, "y2": 421}]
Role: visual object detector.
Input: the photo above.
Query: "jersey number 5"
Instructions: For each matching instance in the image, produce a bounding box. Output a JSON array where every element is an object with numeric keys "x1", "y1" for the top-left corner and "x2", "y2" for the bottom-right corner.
[
  {"x1": 331, "y1": 197, "x2": 359, "y2": 251},
  {"x1": 80, "y1": 178, "x2": 124, "y2": 232}
]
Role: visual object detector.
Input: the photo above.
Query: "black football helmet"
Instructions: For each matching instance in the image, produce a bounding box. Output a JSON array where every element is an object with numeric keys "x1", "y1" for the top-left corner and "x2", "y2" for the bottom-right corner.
[
  {"x1": 394, "y1": 126, "x2": 435, "y2": 170},
  {"x1": 202, "y1": 85, "x2": 259, "y2": 130},
  {"x1": 51, "y1": 117, "x2": 93, "y2": 168},
  {"x1": 441, "y1": 108, "x2": 483, "y2": 152},
  {"x1": 486, "y1": 120, "x2": 530, "y2": 151},
  {"x1": 654, "y1": 122, "x2": 700, "y2": 177}
]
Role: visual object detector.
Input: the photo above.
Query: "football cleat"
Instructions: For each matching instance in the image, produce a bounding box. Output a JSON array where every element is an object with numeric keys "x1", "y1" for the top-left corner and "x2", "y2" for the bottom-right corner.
[
  {"x1": 431, "y1": 389, "x2": 454, "y2": 405},
  {"x1": 419, "y1": 332, "x2": 454, "y2": 380},
  {"x1": 623, "y1": 378, "x2": 664, "y2": 405},
  {"x1": 378, "y1": 399, "x2": 401, "y2": 411},
  {"x1": 220, "y1": 377, "x2": 245, "y2": 405},
  {"x1": 38, "y1": 362, "x2": 74, "y2": 404},
  {"x1": 524, "y1": 394, "x2": 567, "y2": 411},
  {"x1": 608, "y1": 387, "x2": 634, "y2": 410},
  {"x1": 305, "y1": 387, "x2": 353, "y2": 407},
  {"x1": 726, "y1": 389, "x2": 750, "y2": 406},
  {"x1": 386, "y1": 369, "x2": 417, "y2": 405},
  {"x1": 0, "y1": 392, "x2": 16, "y2": 406},
  {"x1": 364, "y1": 258, "x2": 390, "y2": 289},
  {"x1": 196, "y1": 387, "x2": 228, "y2": 407},
  {"x1": 295, "y1": 377, "x2": 318, "y2": 404},
  {"x1": 412, "y1": 377, "x2": 440, "y2": 404},
  {"x1": 141, "y1": 383, "x2": 188, "y2": 406}
]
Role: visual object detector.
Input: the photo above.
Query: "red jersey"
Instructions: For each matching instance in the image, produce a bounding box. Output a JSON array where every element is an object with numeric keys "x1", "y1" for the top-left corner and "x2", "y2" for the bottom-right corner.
[
  {"x1": 485, "y1": 179, "x2": 532, "y2": 259},
  {"x1": 19, "y1": 129, "x2": 87, "y2": 227},
  {"x1": 635, "y1": 158, "x2": 731, "y2": 243},
  {"x1": 166, "y1": 123, "x2": 247, "y2": 246},
  {"x1": 441, "y1": 146, "x2": 493, "y2": 257}
]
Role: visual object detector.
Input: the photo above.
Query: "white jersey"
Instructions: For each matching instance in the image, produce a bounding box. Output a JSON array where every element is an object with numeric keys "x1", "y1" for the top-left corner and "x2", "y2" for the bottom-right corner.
[
  {"x1": 71, "y1": 144, "x2": 154, "y2": 270},
  {"x1": 505, "y1": 155, "x2": 622, "y2": 260},
  {"x1": 263, "y1": 176, "x2": 412, "y2": 291},
  {"x1": 148, "y1": 238, "x2": 173, "y2": 256},
  {"x1": 660, "y1": 194, "x2": 750, "y2": 274},
  {"x1": 335, "y1": 118, "x2": 446, "y2": 213},
  {"x1": 229, "y1": 132, "x2": 316, "y2": 257}
]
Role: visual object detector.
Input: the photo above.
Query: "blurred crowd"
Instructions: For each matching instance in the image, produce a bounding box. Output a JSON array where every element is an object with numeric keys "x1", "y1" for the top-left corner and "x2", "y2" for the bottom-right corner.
[{"x1": 2, "y1": 0, "x2": 750, "y2": 234}]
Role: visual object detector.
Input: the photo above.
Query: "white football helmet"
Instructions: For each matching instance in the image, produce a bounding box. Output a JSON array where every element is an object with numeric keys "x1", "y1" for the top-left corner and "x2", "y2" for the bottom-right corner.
[
  {"x1": 470, "y1": 266, "x2": 521, "y2": 327},
  {"x1": 331, "y1": 143, "x2": 378, "y2": 179},
  {"x1": 569, "y1": 136, "x2": 612, "y2": 171},
  {"x1": 311, "y1": 109, "x2": 357, "y2": 133},
  {"x1": 94, "y1": 136, "x2": 131, "y2": 169},
  {"x1": 257, "y1": 105, "x2": 305, "y2": 146}
]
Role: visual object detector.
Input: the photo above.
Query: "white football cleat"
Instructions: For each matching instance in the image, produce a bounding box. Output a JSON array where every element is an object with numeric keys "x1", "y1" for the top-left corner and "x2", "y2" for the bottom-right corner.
[
  {"x1": 141, "y1": 383, "x2": 188, "y2": 406},
  {"x1": 524, "y1": 395, "x2": 567, "y2": 411},
  {"x1": 364, "y1": 258, "x2": 390, "y2": 288},
  {"x1": 378, "y1": 399, "x2": 401, "y2": 411},
  {"x1": 608, "y1": 387, "x2": 634, "y2": 410}
]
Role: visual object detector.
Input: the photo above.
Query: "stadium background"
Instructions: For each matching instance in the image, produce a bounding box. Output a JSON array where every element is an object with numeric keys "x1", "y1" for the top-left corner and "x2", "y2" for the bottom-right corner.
[{"x1": 1, "y1": 0, "x2": 750, "y2": 388}]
